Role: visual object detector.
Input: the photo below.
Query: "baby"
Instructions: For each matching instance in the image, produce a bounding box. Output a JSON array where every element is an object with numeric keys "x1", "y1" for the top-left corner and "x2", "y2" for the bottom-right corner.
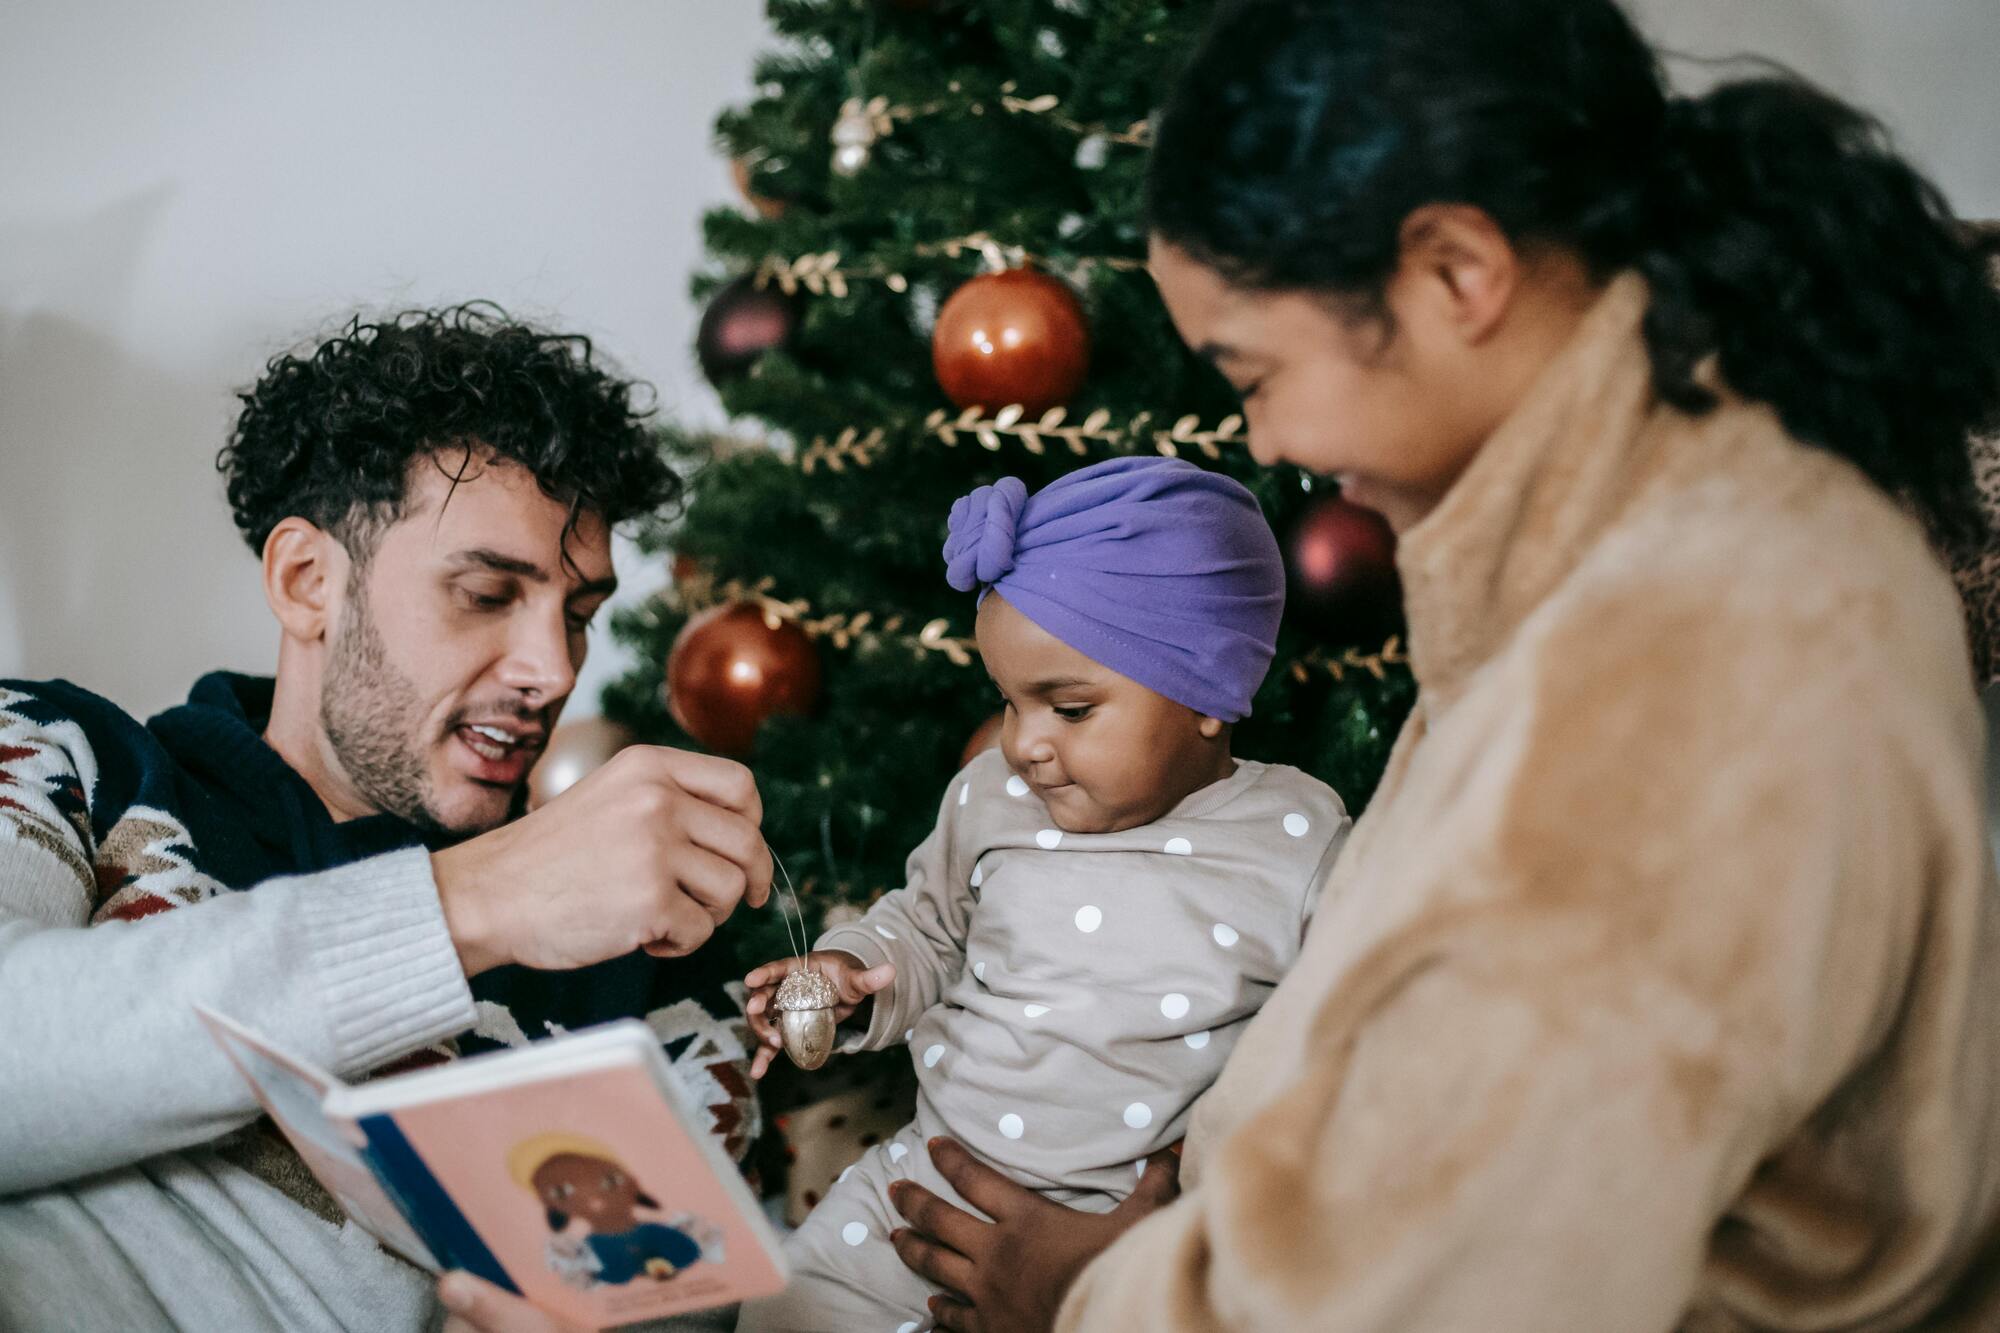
[{"x1": 736, "y1": 456, "x2": 1350, "y2": 1332}]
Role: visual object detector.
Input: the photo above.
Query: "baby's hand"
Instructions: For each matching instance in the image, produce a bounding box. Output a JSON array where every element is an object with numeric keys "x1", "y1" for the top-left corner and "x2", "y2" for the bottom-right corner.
[{"x1": 742, "y1": 951, "x2": 896, "y2": 1079}]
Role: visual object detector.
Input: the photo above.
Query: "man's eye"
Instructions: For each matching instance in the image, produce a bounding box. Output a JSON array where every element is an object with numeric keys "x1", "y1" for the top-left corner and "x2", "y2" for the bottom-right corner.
[{"x1": 460, "y1": 587, "x2": 510, "y2": 610}]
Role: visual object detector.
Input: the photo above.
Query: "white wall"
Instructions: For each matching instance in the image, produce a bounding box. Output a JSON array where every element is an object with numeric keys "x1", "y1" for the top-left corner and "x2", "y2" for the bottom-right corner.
[
  {"x1": 1, "y1": 0, "x2": 1996, "y2": 719},
  {"x1": 0, "y1": 0, "x2": 767, "y2": 716}
]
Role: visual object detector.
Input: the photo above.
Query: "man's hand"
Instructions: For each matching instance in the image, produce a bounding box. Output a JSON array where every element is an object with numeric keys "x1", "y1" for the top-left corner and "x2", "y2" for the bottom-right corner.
[
  {"x1": 432, "y1": 745, "x2": 772, "y2": 976},
  {"x1": 890, "y1": 1137, "x2": 1181, "y2": 1332},
  {"x1": 742, "y1": 950, "x2": 896, "y2": 1078},
  {"x1": 438, "y1": 1272, "x2": 582, "y2": 1333}
]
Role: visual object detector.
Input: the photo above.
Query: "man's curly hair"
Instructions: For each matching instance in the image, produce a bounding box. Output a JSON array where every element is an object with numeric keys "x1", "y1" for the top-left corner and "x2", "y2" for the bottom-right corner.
[{"x1": 218, "y1": 302, "x2": 679, "y2": 562}]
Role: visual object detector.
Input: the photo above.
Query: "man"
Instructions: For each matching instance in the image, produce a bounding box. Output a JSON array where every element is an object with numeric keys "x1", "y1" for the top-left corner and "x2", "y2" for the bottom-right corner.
[{"x1": 0, "y1": 305, "x2": 772, "y2": 1331}]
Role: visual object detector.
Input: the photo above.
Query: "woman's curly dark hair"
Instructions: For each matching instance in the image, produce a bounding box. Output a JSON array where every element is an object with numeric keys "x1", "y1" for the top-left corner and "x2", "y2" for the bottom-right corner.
[
  {"x1": 218, "y1": 302, "x2": 680, "y2": 560},
  {"x1": 1149, "y1": 0, "x2": 2000, "y2": 543}
]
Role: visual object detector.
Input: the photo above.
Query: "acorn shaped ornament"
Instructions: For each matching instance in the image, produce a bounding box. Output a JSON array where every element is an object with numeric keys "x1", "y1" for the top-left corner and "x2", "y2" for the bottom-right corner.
[{"x1": 775, "y1": 968, "x2": 838, "y2": 1070}]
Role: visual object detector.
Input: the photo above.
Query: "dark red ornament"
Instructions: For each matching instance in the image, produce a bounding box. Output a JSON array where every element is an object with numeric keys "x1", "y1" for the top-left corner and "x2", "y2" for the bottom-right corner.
[
  {"x1": 666, "y1": 602, "x2": 822, "y2": 756},
  {"x1": 1284, "y1": 494, "x2": 1403, "y2": 639},
  {"x1": 960, "y1": 710, "x2": 1004, "y2": 768},
  {"x1": 931, "y1": 268, "x2": 1090, "y2": 417},
  {"x1": 697, "y1": 276, "x2": 798, "y2": 387}
]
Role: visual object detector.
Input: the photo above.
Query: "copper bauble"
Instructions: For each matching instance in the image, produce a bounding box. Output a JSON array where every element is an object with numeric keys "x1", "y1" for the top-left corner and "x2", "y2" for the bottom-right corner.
[
  {"x1": 960, "y1": 711, "x2": 1004, "y2": 768},
  {"x1": 1284, "y1": 494, "x2": 1403, "y2": 639},
  {"x1": 526, "y1": 716, "x2": 635, "y2": 810},
  {"x1": 666, "y1": 602, "x2": 822, "y2": 756},
  {"x1": 931, "y1": 269, "x2": 1090, "y2": 417},
  {"x1": 729, "y1": 156, "x2": 789, "y2": 220}
]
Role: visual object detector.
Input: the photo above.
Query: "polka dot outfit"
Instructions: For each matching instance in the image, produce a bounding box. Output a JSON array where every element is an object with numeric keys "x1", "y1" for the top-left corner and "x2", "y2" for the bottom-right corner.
[{"x1": 738, "y1": 749, "x2": 1348, "y2": 1332}]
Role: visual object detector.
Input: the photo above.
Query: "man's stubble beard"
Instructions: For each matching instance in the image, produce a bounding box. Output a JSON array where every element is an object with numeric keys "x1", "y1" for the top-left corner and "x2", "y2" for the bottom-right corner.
[{"x1": 320, "y1": 576, "x2": 449, "y2": 835}]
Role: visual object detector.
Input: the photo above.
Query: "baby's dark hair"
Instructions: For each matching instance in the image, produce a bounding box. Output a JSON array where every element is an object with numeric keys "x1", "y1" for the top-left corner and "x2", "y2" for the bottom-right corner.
[
  {"x1": 218, "y1": 302, "x2": 680, "y2": 562},
  {"x1": 1149, "y1": 0, "x2": 2000, "y2": 541}
]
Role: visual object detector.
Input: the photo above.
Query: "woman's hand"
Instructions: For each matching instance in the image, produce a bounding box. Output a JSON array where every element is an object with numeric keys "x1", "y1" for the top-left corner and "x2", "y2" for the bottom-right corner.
[
  {"x1": 742, "y1": 949, "x2": 896, "y2": 1078},
  {"x1": 438, "y1": 1272, "x2": 586, "y2": 1333},
  {"x1": 889, "y1": 1137, "x2": 1181, "y2": 1332}
]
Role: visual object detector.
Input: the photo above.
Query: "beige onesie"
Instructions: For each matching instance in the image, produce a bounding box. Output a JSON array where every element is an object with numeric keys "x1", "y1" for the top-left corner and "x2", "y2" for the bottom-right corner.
[{"x1": 737, "y1": 747, "x2": 1348, "y2": 1332}]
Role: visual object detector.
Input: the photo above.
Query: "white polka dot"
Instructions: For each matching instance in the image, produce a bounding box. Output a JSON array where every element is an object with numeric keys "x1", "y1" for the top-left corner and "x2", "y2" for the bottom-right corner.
[
  {"x1": 923, "y1": 1043, "x2": 946, "y2": 1068},
  {"x1": 958, "y1": 783, "x2": 969, "y2": 807},
  {"x1": 1036, "y1": 828, "x2": 1063, "y2": 849},
  {"x1": 1185, "y1": 1030, "x2": 1211, "y2": 1050},
  {"x1": 842, "y1": 1222, "x2": 869, "y2": 1247},
  {"x1": 1074, "y1": 905, "x2": 1102, "y2": 933},
  {"x1": 1212, "y1": 923, "x2": 1239, "y2": 948},
  {"x1": 973, "y1": 962, "x2": 986, "y2": 982},
  {"x1": 998, "y1": 1113, "x2": 1025, "y2": 1139},
  {"x1": 1160, "y1": 992, "x2": 1190, "y2": 1020},
  {"x1": 875, "y1": 924, "x2": 897, "y2": 939},
  {"x1": 970, "y1": 859, "x2": 984, "y2": 888},
  {"x1": 1123, "y1": 1102, "x2": 1154, "y2": 1129},
  {"x1": 1284, "y1": 812, "x2": 1311, "y2": 837},
  {"x1": 1006, "y1": 775, "x2": 1031, "y2": 798},
  {"x1": 1135, "y1": 1159, "x2": 1147, "y2": 1179},
  {"x1": 889, "y1": 1143, "x2": 909, "y2": 1163},
  {"x1": 1023, "y1": 1003, "x2": 1050, "y2": 1018},
  {"x1": 904, "y1": 1028, "x2": 914, "y2": 1042},
  {"x1": 899, "y1": 1323, "x2": 921, "y2": 1333},
  {"x1": 1164, "y1": 837, "x2": 1193, "y2": 855}
]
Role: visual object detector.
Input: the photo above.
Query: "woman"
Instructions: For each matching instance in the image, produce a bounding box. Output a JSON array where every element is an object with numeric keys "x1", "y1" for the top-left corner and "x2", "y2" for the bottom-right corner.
[{"x1": 881, "y1": 0, "x2": 2000, "y2": 1330}]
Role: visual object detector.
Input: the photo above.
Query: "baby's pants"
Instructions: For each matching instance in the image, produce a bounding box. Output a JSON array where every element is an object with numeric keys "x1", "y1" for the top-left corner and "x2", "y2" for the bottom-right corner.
[{"x1": 735, "y1": 1121, "x2": 960, "y2": 1333}]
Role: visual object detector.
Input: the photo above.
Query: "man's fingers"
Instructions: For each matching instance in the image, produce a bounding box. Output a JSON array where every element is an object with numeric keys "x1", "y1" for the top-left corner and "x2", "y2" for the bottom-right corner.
[
  {"x1": 926, "y1": 1136, "x2": 1036, "y2": 1222},
  {"x1": 638, "y1": 746, "x2": 762, "y2": 821},
  {"x1": 642, "y1": 891, "x2": 715, "y2": 958},
  {"x1": 889, "y1": 1181, "x2": 988, "y2": 1258},
  {"x1": 749, "y1": 1044, "x2": 777, "y2": 1079},
  {"x1": 438, "y1": 1271, "x2": 572, "y2": 1332},
  {"x1": 928, "y1": 1294, "x2": 980, "y2": 1332},
  {"x1": 674, "y1": 799, "x2": 772, "y2": 909},
  {"x1": 668, "y1": 844, "x2": 753, "y2": 924},
  {"x1": 889, "y1": 1224, "x2": 976, "y2": 1298}
]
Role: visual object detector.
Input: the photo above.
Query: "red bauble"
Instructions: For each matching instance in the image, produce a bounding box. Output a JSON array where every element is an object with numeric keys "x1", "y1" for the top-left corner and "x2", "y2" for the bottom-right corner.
[
  {"x1": 527, "y1": 716, "x2": 634, "y2": 810},
  {"x1": 931, "y1": 269, "x2": 1090, "y2": 417},
  {"x1": 960, "y1": 710, "x2": 1004, "y2": 768},
  {"x1": 1285, "y1": 494, "x2": 1404, "y2": 638},
  {"x1": 697, "y1": 276, "x2": 798, "y2": 387},
  {"x1": 666, "y1": 602, "x2": 822, "y2": 756}
]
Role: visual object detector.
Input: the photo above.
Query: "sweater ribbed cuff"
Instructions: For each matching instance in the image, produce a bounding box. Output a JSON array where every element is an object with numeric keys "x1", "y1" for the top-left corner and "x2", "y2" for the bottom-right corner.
[
  {"x1": 812, "y1": 926, "x2": 905, "y2": 1053},
  {"x1": 294, "y1": 847, "x2": 478, "y2": 1075}
]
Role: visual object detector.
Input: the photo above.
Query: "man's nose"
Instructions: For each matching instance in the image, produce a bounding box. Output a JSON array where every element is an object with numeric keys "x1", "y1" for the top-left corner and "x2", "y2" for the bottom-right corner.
[{"x1": 497, "y1": 609, "x2": 578, "y2": 706}]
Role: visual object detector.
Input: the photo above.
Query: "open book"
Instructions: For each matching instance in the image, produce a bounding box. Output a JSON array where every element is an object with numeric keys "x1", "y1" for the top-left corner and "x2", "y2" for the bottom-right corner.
[{"x1": 197, "y1": 1008, "x2": 787, "y2": 1329}]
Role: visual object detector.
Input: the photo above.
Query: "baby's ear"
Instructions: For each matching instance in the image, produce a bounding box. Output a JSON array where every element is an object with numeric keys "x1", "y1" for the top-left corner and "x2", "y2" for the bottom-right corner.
[
  {"x1": 1198, "y1": 715, "x2": 1226, "y2": 739},
  {"x1": 546, "y1": 1208, "x2": 570, "y2": 1231}
]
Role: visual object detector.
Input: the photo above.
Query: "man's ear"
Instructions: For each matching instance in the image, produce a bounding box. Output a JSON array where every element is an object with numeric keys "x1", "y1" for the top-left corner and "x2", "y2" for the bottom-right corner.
[
  {"x1": 1390, "y1": 202, "x2": 1522, "y2": 348},
  {"x1": 262, "y1": 517, "x2": 346, "y2": 644}
]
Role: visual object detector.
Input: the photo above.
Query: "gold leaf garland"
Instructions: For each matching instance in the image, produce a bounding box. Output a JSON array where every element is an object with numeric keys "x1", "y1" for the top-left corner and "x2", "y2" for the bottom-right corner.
[{"x1": 753, "y1": 231, "x2": 1146, "y2": 299}]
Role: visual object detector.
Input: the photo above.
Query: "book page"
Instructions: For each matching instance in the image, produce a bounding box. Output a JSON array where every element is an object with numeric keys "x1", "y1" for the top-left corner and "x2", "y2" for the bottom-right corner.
[{"x1": 195, "y1": 1006, "x2": 439, "y2": 1269}]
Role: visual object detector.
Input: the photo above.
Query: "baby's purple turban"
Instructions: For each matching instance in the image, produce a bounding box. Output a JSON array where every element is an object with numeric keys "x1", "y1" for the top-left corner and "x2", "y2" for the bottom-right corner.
[{"x1": 943, "y1": 456, "x2": 1285, "y2": 722}]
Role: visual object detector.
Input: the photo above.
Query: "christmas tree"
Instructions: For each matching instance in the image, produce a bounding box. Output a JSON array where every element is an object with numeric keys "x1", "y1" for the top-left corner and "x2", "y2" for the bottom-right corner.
[{"x1": 602, "y1": 0, "x2": 1416, "y2": 976}]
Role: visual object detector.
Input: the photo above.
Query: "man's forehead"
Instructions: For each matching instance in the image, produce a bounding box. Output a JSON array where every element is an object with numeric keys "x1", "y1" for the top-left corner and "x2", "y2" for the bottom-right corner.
[{"x1": 393, "y1": 452, "x2": 614, "y2": 584}]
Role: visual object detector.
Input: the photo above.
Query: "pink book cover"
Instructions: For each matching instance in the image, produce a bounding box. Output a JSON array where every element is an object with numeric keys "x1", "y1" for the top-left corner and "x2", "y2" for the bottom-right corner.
[{"x1": 200, "y1": 1013, "x2": 786, "y2": 1329}]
